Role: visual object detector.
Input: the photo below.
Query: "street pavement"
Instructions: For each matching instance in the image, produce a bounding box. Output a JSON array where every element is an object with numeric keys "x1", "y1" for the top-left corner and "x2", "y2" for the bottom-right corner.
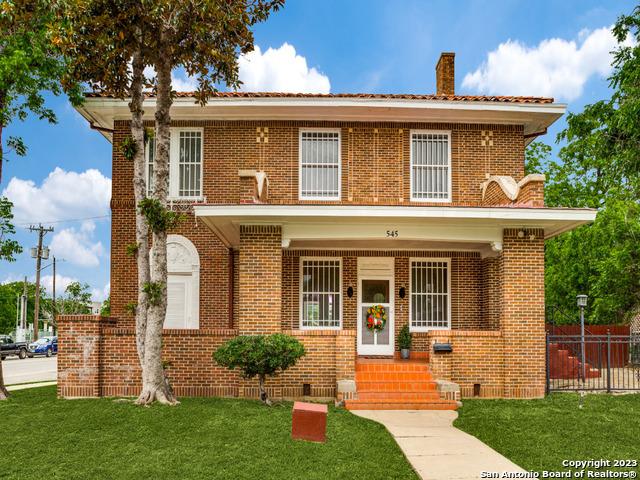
[{"x1": 2, "y1": 356, "x2": 57, "y2": 385}]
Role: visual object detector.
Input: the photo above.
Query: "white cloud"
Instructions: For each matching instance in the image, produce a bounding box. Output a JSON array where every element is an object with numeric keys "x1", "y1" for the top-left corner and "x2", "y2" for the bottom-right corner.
[
  {"x1": 39, "y1": 274, "x2": 78, "y2": 296},
  {"x1": 91, "y1": 282, "x2": 110, "y2": 302},
  {"x1": 142, "y1": 43, "x2": 330, "y2": 93},
  {"x1": 2, "y1": 168, "x2": 111, "y2": 225},
  {"x1": 49, "y1": 221, "x2": 105, "y2": 268},
  {"x1": 462, "y1": 26, "x2": 632, "y2": 101},
  {"x1": 238, "y1": 43, "x2": 330, "y2": 93},
  {"x1": 172, "y1": 72, "x2": 198, "y2": 91}
]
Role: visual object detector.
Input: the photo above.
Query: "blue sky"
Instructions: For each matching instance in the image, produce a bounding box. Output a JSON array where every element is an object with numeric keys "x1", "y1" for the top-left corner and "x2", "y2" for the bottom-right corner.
[{"x1": 0, "y1": 0, "x2": 631, "y2": 301}]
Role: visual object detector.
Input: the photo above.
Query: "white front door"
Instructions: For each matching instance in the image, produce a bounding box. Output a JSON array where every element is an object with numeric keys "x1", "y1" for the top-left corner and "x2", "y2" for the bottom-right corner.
[{"x1": 357, "y1": 258, "x2": 394, "y2": 356}]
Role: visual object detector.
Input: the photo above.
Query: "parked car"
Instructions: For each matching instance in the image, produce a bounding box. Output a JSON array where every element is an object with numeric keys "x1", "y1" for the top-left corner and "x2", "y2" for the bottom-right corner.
[
  {"x1": 0, "y1": 335, "x2": 29, "y2": 360},
  {"x1": 28, "y1": 337, "x2": 58, "y2": 357}
]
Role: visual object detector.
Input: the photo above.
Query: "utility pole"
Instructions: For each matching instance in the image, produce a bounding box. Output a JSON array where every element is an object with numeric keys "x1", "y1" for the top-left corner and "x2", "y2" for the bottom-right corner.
[
  {"x1": 21, "y1": 276, "x2": 27, "y2": 330},
  {"x1": 52, "y1": 257, "x2": 57, "y2": 334},
  {"x1": 29, "y1": 224, "x2": 53, "y2": 342}
]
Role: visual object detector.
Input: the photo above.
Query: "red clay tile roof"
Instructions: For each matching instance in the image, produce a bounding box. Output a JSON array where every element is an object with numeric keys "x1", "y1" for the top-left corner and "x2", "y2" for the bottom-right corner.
[{"x1": 85, "y1": 91, "x2": 555, "y2": 104}]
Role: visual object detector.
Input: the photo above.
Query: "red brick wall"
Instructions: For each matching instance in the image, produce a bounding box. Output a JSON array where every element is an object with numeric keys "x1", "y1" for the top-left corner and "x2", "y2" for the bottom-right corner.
[
  {"x1": 501, "y1": 228, "x2": 546, "y2": 397},
  {"x1": 282, "y1": 250, "x2": 491, "y2": 348},
  {"x1": 428, "y1": 330, "x2": 505, "y2": 398},
  {"x1": 238, "y1": 225, "x2": 281, "y2": 334},
  {"x1": 109, "y1": 205, "x2": 231, "y2": 330},
  {"x1": 112, "y1": 120, "x2": 525, "y2": 209}
]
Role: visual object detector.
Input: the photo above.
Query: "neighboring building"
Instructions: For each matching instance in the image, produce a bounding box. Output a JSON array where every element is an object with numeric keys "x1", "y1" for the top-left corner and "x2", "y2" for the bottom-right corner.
[
  {"x1": 90, "y1": 301, "x2": 102, "y2": 315},
  {"x1": 58, "y1": 53, "x2": 596, "y2": 407}
]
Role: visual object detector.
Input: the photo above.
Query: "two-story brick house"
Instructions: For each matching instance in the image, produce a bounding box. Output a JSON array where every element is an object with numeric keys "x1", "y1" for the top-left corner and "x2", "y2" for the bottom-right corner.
[{"x1": 58, "y1": 53, "x2": 596, "y2": 408}]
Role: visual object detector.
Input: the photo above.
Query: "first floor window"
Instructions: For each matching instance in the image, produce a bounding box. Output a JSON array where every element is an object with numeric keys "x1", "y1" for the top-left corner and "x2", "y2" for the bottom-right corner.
[
  {"x1": 410, "y1": 259, "x2": 450, "y2": 330},
  {"x1": 301, "y1": 258, "x2": 341, "y2": 328},
  {"x1": 299, "y1": 130, "x2": 341, "y2": 200}
]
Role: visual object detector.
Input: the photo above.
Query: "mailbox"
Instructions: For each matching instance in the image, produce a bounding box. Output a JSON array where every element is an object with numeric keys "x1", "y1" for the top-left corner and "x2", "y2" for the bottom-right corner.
[{"x1": 433, "y1": 342, "x2": 453, "y2": 353}]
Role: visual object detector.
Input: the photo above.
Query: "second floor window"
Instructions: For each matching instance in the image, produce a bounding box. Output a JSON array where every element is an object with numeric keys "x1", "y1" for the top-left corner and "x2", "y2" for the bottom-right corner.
[
  {"x1": 411, "y1": 131, "x2": 451, "y2": 202},
  {"x1": 146, "y1": 128, "x2": 203, "y2": 199},
  {"x1": 299, "y1": 130, "x2": 341, "y2": 200}
]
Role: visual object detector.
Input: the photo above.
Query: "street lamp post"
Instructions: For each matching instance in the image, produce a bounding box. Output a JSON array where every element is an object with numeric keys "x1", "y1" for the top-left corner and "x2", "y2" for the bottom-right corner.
[{"x1": 577, "y1": 294, "x2": 588, "y2": 382}]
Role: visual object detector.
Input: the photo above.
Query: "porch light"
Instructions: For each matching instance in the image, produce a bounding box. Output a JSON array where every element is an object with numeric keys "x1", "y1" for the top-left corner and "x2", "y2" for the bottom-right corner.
[{"x1": 576, "y1": 294, "x2": 588, "y2": 308}]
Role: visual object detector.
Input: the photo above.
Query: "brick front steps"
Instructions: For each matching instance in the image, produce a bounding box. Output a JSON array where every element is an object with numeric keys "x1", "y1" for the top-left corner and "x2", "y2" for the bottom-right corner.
[
  {"x1": 345, "y1": 358, "x2": 459, "y2": 411},
  {"x1": 548, "y1": 343, "x2": 601, "y2": 379}
]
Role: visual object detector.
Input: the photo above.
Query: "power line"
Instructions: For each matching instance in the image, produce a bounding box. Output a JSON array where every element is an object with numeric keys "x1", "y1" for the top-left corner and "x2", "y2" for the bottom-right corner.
[{"x1": 16, "y1": 214, "x2": 110, "y2": 227}]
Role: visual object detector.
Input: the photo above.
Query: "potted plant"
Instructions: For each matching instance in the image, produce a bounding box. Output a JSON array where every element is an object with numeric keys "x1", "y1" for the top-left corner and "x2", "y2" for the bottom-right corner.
[{"x1": 398, "y1": 324, "x2": 412, "y2": 360}]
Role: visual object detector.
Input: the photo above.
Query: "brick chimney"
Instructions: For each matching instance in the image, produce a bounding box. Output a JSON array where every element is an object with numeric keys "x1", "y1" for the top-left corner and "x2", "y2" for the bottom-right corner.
[{"x1": 436, "y1": 52, "x2": 455, "y2": 96}]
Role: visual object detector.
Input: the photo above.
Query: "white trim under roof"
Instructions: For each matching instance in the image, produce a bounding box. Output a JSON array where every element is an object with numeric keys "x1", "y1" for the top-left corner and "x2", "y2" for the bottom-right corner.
[
  {"x1": 193, "y1": 204, "x2": 596, "y2": 255},
  {"x1": 76, "y1": 96, "x2": 566, "y2": 143}
]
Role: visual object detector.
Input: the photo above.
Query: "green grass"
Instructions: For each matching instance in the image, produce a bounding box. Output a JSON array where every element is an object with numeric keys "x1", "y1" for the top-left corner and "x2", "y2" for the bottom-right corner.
[
  {"x1": 454, "y1": 393, "x2": 640, "y2": 473},
  {"x1": 0, "y1": 387, "x2": 417, "y2": 480}
]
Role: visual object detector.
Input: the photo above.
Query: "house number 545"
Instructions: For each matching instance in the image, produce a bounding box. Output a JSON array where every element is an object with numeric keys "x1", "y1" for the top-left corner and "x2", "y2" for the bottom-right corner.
[{"x1": 386, "y1": 230, "x2": 399, "y2": 238}]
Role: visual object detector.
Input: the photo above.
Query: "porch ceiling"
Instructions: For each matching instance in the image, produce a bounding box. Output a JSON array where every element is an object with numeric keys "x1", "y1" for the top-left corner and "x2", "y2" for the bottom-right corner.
[{"x1": 194, "y1": 204, "x2": 596, "y2": 256}]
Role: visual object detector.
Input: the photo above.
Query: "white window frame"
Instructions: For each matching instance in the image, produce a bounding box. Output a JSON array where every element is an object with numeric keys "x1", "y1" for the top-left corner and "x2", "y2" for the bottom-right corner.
[
  {"x1": 409, "y1": 130, "x2": 452, "y2": 203},
  {"x1": 146, "y1": 127, "x2": 204, "y2": 200},
  {"x1": 299, "y1": 256, "x2": 343, "y2": 330},
  {"x1": 298, "y1": 128, "x2": 342, "y2": 201},
  {"x1": 408, "y1": 257, "x2": 451, "y2": 332}
]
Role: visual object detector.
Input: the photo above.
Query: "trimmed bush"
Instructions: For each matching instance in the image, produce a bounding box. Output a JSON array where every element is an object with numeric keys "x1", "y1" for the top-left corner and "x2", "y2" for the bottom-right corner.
[
  {"x1": 398, "y1": 324, "x2": 412, "y2": 350},
  {"x1": 214, "y1": 333, "x2": 305, "y2": 405}
]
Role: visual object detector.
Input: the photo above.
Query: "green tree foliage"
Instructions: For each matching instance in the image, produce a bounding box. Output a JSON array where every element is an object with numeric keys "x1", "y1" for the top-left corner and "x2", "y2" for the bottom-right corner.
[
  {"x1": 100, "y1": 296, "x2": 110, "y2": 317},
  {"x1": 0, "y1": 197, "x2": 21, "y2": 262},
  {"x1": 214, "y1": 334, "x2": 305, "y2": 405},
  {"x1": 59, "y1": 281, "x2": 92, "y2": 315},
  {"x1": 529, "y1": 5, "x2": 640, "y2": 324},
  {"x1": 0, "y1": 280, "x2": 54, "y2": 333},
  {"x1": 0, "y1": 0, "x2": 82, "y2": 182}
]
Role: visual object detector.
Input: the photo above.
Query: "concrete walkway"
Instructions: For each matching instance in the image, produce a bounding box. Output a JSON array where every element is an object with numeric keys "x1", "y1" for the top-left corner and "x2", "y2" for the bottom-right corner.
[
  {"x1": 352, "y1": 410, "x2": 525, "y2": 480},
  {"x1": 7, "y1": 381, "x2": 57, "y2": 392}
]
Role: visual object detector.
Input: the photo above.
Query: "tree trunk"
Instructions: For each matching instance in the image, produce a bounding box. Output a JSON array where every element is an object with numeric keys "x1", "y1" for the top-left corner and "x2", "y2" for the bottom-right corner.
[
  {"x1": 129, "y1": 47, "x2": 150, "y2": 367},
  {"x1": 136, "y1": 28, "x2": 177, "y2": 406},
  {"x1": 258, "y1": 374, "x2": 272, "y2": 406},
  {"x1": 0, "y1": 357, "x2": 8, "y2": 400}
]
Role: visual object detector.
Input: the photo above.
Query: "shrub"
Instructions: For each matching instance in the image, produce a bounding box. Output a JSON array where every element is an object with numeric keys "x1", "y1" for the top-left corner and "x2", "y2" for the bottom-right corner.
[
  {"x1": 214, "y1": 334, "x2": 306, "y2": 405},
  {"x1": 398, "y1": 324, "x2": 412, "y2": 350}
]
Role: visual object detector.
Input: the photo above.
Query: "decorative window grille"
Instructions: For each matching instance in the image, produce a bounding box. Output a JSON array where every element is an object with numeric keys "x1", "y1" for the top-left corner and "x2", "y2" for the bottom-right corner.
[
  {"x1": 301, "y1": 259, "x2": 341, "y2": 328},
  {"x1": 299, "y1": 131, "x2": 340, "y2": 199},
  {"x1": 177, "y1": 131, "x2": 202, "y2": 198},
  {"x1": 145, "y1": 130, "x2": 203, "y2": 199},
  {"x1": 411, "y1": 132, "x2": 451, "y2": 201},
  {"x1": 410, "y1": 260, "x2": 450, "y2": 330}
]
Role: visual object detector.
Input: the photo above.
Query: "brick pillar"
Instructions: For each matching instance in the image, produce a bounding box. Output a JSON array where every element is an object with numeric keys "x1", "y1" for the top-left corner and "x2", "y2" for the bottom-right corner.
[
  {"x1": 335, "y1": 331, "x2": 357, "y2": 402},
  {"x1": 57, "y1": 315, "x2": 114, "y2": 398},
  {"x1": 482, "y1": 256, "x2": 502, "y2": 330},
  {"x1": 238, "y1": 225, "x2": 282, "y2": 334},
  {"x1": 500, "y1": 228, "x2": 546, "y2": 398}
]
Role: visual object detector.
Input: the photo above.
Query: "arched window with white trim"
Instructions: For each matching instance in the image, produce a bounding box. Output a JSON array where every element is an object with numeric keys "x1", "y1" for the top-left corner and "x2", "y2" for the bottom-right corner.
[{"x1": 164, "y1": 234, "x2": 200, "y2": 329}]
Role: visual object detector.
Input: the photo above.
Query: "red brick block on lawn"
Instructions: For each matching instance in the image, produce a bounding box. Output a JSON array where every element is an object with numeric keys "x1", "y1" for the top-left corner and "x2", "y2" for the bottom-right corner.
[{"x1": 291, "y1": 401, "x2": 328, "y2": 443}]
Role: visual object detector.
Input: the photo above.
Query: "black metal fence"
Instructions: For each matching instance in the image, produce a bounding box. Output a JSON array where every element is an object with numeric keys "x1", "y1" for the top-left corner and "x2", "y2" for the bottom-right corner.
[{"x1": 546, "y1": 333, "x2": 640, "y2": 393}]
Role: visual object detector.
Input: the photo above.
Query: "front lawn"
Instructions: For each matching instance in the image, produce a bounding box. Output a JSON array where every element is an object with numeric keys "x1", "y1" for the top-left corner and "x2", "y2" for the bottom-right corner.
[
  {"x1": 0, "y1": 387, "x2": 417, "y2": 480},
  {"x1": 454, "y1": 393, "x2": 640, "y2": 473}
]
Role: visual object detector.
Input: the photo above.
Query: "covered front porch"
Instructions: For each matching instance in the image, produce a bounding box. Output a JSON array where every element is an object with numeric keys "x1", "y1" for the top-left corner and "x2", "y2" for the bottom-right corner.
[{"x1": 195, "y1": 204, "x2": 595, "y2": 400}]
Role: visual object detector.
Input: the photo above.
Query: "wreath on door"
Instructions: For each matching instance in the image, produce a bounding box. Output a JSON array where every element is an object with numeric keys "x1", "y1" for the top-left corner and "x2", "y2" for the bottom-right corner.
[{"x1": 366, "y1": 305, "x2": 387, "y2": 332}]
